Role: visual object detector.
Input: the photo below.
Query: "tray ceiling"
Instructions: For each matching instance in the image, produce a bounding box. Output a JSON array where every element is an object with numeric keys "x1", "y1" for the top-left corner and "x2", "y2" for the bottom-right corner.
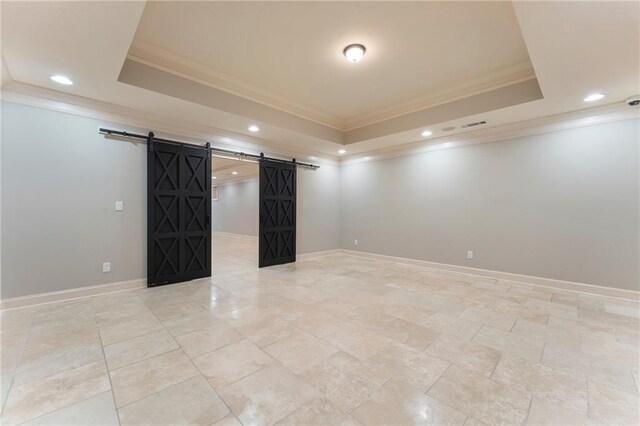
[
  {"x1": 2, "y1": 1, "x2": 638, "y2": 159},
  {"x1": 129, "y1": 1, "x2": 535, "y2": 130}
]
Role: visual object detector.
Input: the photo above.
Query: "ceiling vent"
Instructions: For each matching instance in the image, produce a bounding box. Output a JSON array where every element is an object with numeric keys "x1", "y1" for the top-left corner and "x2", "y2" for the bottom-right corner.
[
  {"x1": 441, "y1": 126, "x2": 456, "y2": 132},
  {"x1": 461, "y1": 120, "x2": 487, "y2": 129}
]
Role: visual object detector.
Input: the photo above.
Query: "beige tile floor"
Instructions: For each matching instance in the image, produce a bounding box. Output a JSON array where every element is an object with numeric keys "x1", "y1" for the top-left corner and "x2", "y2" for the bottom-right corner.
[{"x1": 1, "y1": 235, "x2": 639, "y2": 425}]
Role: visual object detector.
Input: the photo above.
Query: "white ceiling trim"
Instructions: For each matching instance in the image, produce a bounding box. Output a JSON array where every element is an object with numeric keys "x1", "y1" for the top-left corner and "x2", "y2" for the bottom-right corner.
[
  {"x1": 3, "y1": 80, "x2": 637, "y2": 168},
  {"x1": 343, "y1": 60, "x2": 536, "y2": 131},
  {"x1": 1, "y1": 81, "x2": 339, "y2": 165},
  {"x1": 129, "y1": 39, "x2": 536, "y2": 132},
  {"x1": 341, "y1": 102, "x2": 639, "y2": 165},
  {"x1": 128, "y1": 39, "x2": 344, "y2": 130}
]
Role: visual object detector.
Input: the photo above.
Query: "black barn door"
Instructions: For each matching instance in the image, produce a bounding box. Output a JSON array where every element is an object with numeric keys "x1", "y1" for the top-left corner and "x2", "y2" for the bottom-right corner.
[
  {"x1": 259, "y1": 159, "x2": 296, "y2": 267},
  {"x1": 147, "y1": 134, "x2": 211, "y2": 286}
]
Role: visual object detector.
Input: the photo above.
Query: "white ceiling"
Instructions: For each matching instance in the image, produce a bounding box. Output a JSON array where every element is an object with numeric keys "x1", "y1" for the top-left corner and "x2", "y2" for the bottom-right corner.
[
  {"x1": 1, "y1": 1, "x2": 639, "y2": 161},
  {"x1": 212, "y1": 156, "x2": 258, "y2": 185}
]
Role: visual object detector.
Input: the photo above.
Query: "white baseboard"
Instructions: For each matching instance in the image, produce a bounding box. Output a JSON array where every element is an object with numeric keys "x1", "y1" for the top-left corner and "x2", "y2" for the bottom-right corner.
[
  {"x1": 1, "y1": 278, "x2": 146, "y2": 311},
  {"x1": 3, "y1": 248, "x2": 636, "y2": 310},
  {"x1": 214, "y1": 231, "x2": 258, "y2": 241},
  {"x1": 297, "y1": 249, "x2": 343, "y2": 261},
  {"x1": 340, "y1": 249, "x2": 639, "y2": 302}
]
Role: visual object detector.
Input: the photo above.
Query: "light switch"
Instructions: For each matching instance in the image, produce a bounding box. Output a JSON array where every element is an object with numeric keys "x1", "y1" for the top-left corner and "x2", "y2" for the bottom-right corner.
[{"x1": 115, "y1": 201, "x2": 123, "y2": 211}]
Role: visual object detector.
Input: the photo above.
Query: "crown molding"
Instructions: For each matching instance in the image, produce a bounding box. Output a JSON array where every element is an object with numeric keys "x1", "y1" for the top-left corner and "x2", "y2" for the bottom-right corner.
[
  {"x1": 3, "y1": 80, "x2": 637, "y2": 170},
  {"x1": 128, "y1": 39, "x2": 537, "y2": 133},
  {"x1": 1, "y1": 81, "x2": 339, "y2": 166},
  {"x1": 128, "y1": 39, "x2": 344, "y2": 130},
  {"x1": 340, "y1": 102, "x2": 640, "y2": 165},
  {"x1": 343, "y1": 61, "x2": 536, "y2": 131}
]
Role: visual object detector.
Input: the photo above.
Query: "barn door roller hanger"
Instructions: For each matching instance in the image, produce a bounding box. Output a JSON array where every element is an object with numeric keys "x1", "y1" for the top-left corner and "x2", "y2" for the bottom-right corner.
[{"x1": 98, "y1": 128, "x2": 320, "y2": 170}]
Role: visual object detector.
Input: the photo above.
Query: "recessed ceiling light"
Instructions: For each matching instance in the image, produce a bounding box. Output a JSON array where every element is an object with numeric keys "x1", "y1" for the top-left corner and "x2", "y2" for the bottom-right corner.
[
  {"x1": 212, "y1": 176, "x2": 217, "y2": 179},
  {"x1": 338, "y1": 149, "x2": 346, "y2": 154},
  {"x1": 421, "y1": 130, "x2": 433, "y2": 137},
  {"x1": 248, "y1": 125, "x2": 260, "y2": 132},
  {"x1": 584, "y1": 93, "x2": 605, "y2": 102},
  {"x1": 231, "y1": 171, "x2": 238, "y2": 175},
  {"x1": 343, "y1": 44, "x2": 366, "y2": 63},
  {"x1": 50, "y1": 75, "x2": 73, "y2": 85}
]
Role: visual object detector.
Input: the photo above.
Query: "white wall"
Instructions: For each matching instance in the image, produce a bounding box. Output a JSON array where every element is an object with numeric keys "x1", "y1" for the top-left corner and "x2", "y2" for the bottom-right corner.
[
  {"x1": 341, "y1": 119, "x2": 640, "y2": 291},
  {"x1": 212, "y1": 178, "x2": 259, "y2": 237}
]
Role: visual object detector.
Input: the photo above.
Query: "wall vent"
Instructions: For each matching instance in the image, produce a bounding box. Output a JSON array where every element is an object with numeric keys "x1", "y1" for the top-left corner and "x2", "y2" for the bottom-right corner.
[{"x1": 461, "y1": 120, "x2": 487, "y2": 129}]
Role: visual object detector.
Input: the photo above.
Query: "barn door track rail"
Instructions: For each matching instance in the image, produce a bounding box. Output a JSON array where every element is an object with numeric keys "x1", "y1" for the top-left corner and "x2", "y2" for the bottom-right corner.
[{"x1": 98, "y1": 128, "x2": 320, "y2": 169}]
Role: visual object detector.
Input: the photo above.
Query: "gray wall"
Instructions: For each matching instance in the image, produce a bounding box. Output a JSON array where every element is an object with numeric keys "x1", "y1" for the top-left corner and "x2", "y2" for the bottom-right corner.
[
  {"x1": 341, "y1": 119, "x2": 640, "y2": 291},
  {"x1": 2, "y1": 102, "x2": 147, "y2": 299},
  {"x1": 210, "y1": 165, "x2": 343, "y2": 253},
  {"x1": 297, "y1": 163, "x2": 341, "y2": 254},
  {"x1": 1, "y1": 102, "x2": 341, "y2": 298},
  {"x1": 212, "y1": 179, "x2": 259, "y2": 237},
  {"x1": 2, "y1": 102, "x2": 637, "y2": 297}
]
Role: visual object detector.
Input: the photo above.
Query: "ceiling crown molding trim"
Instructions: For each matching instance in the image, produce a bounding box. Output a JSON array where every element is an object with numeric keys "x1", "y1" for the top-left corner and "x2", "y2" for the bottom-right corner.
[
  {"x1": 1, "y1": 81, "x2": 339, "y2": 165},
  {"x1": 128, "y1": 39, "x2": 537, "y2": 133},
  {"x1": 1, "y1": 54, "x2": 14, "y2": 88},
  {"x1": 343, "y1": 60, "x2": 536, "y2": 131},
  {"x1": 119, "y1": 58, "x2": 343, "y2": 144},
  {"x1": 4, "y1": 82, "x2": 636, "y2": 170},
  {"x1": 340, "y1": 102, "x2": 639, "y2": 165},
  {"x1": 128, "y1": 39, "x2": 345, "y2": 130}
]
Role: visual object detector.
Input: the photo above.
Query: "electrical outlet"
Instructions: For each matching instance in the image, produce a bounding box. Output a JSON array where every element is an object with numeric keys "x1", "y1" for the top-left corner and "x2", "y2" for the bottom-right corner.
[
  {"x1": 467, "y1": 251, "x2": 474, "y2": 259},
  {"x1": 354, "y1": 239, "x2": 358, "y2": 246},
  {"x1": 115, "y1": 201, "x2": 123, "y2": 211},
  {"x1": 102, "y1": 262, "x2": 111, "y2": 272}
]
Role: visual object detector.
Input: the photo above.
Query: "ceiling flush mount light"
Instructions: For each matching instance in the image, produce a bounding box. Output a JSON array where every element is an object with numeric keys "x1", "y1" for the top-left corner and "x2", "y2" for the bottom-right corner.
[
  {"x1": 50, "y1": 75, "x2": 73, "y2": 85},
  {"x1": 338, "y1": 149, "x2": 346, "y2": 154},
  {"x1": 421, "y1": 130, "x2": 433, "y2": 137},
  {"x1": 584, "y1": 93, "x2": 605, "y2": 102},
  {"x1": 248, "y1": 125, "x2": 260, "y2": 132},
  {"x1": 343, "y1": 44, "x2": 366, "y2": 63}
]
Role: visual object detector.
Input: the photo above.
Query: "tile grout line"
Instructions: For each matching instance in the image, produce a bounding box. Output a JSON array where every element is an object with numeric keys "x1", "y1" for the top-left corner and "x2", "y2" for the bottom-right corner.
[
  {"x1": 7, "y1": 310, "x2": 115, "y2": 425},
  {"x1": 136, "y1": 296, "x2": 243, "y2": 423},
  {"x1": 1, "y1": 310, "x2": 37, "y2": 415},
  {"x1": 96, "y1": 315, "x2": 123, "y2": 426},
  {"x1": 2, "y1": 235, "x2": 637, "y2": 425},
  {"x1": 522, "y1": 396, "x2": 534, "y2": 425},
  {"x1": 539, "y1": 342, "x2": 547, "y2": 364},
  {"x1": 488, "y1": 353, "x2": 503, "y2": 379}
]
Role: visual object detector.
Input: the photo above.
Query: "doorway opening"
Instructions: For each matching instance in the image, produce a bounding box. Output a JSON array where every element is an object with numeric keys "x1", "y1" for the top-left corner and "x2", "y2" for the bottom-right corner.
[{"x1": 211, "y1": 156, "x2": 260, "y2": 270}]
